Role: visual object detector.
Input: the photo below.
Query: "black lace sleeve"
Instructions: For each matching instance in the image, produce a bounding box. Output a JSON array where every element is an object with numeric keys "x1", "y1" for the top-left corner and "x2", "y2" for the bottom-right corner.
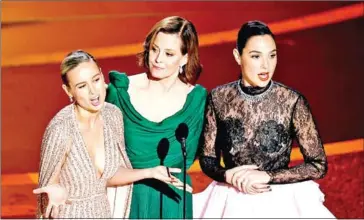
[
  {"x1": 199, "y1": 93, "x2": 227, "y2": 182},
  {"x1": 267, "y1": 95, "x2": 328, "y2": 184}
]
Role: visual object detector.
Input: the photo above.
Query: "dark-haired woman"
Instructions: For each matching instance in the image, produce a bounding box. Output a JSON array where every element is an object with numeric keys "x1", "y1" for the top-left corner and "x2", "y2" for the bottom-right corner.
[{"x1": 194, "y1": 21, "x2": 335, "y2": 218}]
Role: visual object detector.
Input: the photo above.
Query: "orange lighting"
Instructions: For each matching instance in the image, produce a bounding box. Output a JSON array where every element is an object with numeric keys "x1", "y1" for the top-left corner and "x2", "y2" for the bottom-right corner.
[{"x1": 3, "y1": 3, "x2": 363, "y2": 67}]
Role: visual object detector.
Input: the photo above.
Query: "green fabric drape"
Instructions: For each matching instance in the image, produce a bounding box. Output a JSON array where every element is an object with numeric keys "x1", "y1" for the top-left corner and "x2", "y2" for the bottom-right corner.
[{"x1": 106, "y1": 71, "x2": 207, "y2": 218}]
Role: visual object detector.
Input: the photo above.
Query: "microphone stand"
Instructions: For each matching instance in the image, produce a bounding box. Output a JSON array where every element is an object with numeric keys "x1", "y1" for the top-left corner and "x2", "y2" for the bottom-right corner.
[
  {"x1": 175, "y1": 122, "x2": 188, "y2": 219},
  {"x1": 157, "y1": 138, "x2": 169, "y2": 219},
  {"x1": 181, "y1": 137, "x2": 187, "y2": 219},
  {"x1": 160, "y1": 159, "x2": 164, "y2": 219}
]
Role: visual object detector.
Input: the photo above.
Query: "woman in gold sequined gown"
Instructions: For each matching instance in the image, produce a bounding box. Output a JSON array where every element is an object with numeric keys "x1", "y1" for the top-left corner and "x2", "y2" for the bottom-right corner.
[{"x1": 33, "y1": 50, "x2": 185, "y2": 218}]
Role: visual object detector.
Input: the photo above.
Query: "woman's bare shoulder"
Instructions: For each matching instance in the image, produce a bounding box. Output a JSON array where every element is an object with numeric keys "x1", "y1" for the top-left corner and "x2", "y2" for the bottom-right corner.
[
  {"x1": 187, "y1": 84, "x2": 195, "y2": 93},
  {"x1": 128, "y1": 73, "x2": 147, "y2": 89}
]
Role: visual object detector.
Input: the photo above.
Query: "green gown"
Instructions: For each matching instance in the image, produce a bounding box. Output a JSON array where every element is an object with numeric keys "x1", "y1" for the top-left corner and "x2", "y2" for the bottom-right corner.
[{"x1": 106, "y1": 71, "x2": 207, "y2": 218}]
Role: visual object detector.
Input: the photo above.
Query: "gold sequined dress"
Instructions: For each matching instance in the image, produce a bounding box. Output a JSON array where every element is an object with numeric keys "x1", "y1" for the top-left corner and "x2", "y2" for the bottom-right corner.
[{"x1": 36, "y1": 103, "x2": 132, "y2": 218}]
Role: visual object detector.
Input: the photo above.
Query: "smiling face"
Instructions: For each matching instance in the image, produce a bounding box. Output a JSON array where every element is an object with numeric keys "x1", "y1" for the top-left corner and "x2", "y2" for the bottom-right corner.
[
  {"x1": 62, "y1": 60, "x2": 106, "y2": 113},
  {"x1": 148, "y1": 32, "x2": 188, "y2": 80},
  {"x1": 233, "y1": 34, "x2": 277, "y2": 87}
]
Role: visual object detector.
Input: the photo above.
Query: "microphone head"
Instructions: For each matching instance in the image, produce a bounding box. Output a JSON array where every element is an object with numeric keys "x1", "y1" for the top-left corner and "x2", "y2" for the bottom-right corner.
[
  {"x1": 157, "y1": 138, "x2": 170, "y2": 162},
  {"x1": 175, "y1": 123, "x2": 189, "y2": 142}
]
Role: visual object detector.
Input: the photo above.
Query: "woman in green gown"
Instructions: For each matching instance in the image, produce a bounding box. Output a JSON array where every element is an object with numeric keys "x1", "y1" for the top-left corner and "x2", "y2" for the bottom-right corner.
[{"x1": 106, "y1": 16, "x2": 207, "y2": 218}]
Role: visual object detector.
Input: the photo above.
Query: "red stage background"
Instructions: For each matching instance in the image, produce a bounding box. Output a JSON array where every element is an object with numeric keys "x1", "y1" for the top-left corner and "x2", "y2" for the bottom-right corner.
[{"x1": 1, "y1": 2, "x2": 363, "y2": 218}]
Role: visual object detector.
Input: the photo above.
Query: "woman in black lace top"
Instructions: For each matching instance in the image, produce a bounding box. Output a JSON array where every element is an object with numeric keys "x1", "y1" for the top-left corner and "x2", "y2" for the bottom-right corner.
[{"x1": 193, "y1": 21, "x2": 335, "y2": 218}]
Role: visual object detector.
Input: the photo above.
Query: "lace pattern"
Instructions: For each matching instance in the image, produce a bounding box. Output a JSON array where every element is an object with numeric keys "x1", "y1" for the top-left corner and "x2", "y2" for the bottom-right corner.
[{"x1": 199, "y1": 80, "x2": 328, "y2": 184}]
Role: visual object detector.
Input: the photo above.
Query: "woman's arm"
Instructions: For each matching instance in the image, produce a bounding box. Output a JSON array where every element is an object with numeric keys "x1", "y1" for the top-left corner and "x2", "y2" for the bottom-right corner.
[
  {"x1": 107, "y1": 166, "x2": 179, "y2": 187},
  {"x1": 199, "y1": 93, "x2": 228, "y2": 182},
  {"x1": 36, "y1": 121, "x2": 71, "y2": 218},
  {"x1": 266, "y1": 95, "x2": 328, "y2": 184},
  {"x1": 199, "y1": 93, "x2": 268, "y2": 194}
]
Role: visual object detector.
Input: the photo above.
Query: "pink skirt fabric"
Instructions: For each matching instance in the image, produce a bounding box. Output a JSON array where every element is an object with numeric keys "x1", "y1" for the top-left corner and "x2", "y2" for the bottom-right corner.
[{"x1": 193, "y1": 180, "x2": 335, "y2": 218}]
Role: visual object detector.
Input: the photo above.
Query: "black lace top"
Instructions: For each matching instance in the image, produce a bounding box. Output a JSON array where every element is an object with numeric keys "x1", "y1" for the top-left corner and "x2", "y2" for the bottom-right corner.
[{"x1": 199, "y1": 79, "x2": 328, "y2": 184}]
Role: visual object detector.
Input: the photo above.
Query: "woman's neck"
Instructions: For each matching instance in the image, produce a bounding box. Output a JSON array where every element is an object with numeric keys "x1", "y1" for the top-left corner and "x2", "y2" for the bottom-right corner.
[
  {"x1": 146, "y1": 72, "x2": 184, "y2": 94},
  {"x1": 74, "y1": 104, "x2": 102, "y2": 130},
  {"x1": 240, "y1": 79, "x2": 272, "y2": 96}
]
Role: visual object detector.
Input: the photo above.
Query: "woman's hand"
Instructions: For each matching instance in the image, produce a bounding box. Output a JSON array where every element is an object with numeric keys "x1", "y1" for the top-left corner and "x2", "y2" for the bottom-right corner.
[
  {"x1": 225, "y1": 165, "x2": 258, "y2": 187},
  {"x1": 148, "y1": 166, "x2": 193, "y2": 193},
  {"x1": 33, "y1": 184, "x2": 70, "y2": 218},
  {"x1": 239, "y1": 170, "x2": 271, "y2": 194},
  {"x1": 226, "y1": 165, "x2": 271, "y2": 194}
]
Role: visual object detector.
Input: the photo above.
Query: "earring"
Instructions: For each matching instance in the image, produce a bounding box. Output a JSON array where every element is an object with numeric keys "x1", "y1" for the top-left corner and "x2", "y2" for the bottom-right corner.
[
  {"x1": 69, "y1": 96, "x2": 73, "y2": 102},
  {"x1": 179, "y1": 66, "x2": 183, "y2": 74}
]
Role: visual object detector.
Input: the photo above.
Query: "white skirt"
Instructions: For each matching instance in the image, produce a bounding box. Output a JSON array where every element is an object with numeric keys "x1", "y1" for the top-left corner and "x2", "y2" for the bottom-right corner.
[{"x1": 193, "y1": 180, "x2": 335, "y2": 219}]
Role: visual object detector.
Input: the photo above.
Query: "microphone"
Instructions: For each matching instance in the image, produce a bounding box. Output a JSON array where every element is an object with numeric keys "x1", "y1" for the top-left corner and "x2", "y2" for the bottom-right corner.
[
  {"x1": 175, "y1": 122, "x2": 189, "y2": 219},
  {"x1": 157, "y1": 138, "x2": 170, "y2": 165},
  {"x1": 157, "y1": 138, "x2": 170, "y2": 218},
  {"x1": 175, "y1": 123, "x2": 189, "y2": 157}
]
